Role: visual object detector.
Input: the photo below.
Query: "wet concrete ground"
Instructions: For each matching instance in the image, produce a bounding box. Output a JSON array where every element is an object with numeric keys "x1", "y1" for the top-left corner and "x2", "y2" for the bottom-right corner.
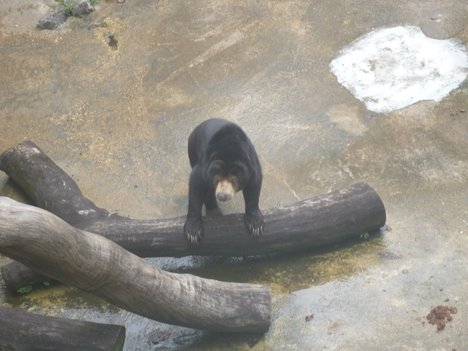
[{"x1": 1, "y1": 1, "x2": 467, "y2": 350}]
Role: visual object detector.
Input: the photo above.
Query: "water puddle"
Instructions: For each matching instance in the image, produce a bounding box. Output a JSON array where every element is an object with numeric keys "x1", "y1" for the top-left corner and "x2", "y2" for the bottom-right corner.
[{"x1": 330, "y1": 26, "x2": 468, "y2": 113}]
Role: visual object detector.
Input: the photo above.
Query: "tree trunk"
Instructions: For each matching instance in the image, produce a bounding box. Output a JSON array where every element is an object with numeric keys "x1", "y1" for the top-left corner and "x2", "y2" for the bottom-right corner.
[
  {"x1": 0, "y1": 306, "x2": 125, "y2": 351},
  {"x1": 0, "y1": 197, "x2": 271, "y2": 333},
  {"x1": 0, "y1": 141, "x2": 386, "y2": 292}
]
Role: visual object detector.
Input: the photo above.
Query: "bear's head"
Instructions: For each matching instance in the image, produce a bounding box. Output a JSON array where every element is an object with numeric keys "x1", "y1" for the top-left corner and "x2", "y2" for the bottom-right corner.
[
  {"x1": 205, "y1": 126, "x2": 254, "y2": 202},
  {"x1": 206, "y1": 159, "x2": 251, "y2": 202}
]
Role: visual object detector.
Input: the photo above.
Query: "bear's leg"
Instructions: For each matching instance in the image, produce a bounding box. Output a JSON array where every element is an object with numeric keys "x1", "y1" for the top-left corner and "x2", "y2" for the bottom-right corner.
[
  {"x1": 242, "y1": 181, "x2": 265, "y2": 238},
  {"x1": 204, "y1": 190, "x2": 222, "y2": 217},
  {"x1": 184, "y1": 167, "x2": 205, "y2": 245}
]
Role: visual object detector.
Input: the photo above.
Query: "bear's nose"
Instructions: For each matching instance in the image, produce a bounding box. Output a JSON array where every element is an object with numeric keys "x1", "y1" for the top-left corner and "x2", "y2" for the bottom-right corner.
[{"x1": 216, "y1": 192, "x2": 229, "y2": 202}]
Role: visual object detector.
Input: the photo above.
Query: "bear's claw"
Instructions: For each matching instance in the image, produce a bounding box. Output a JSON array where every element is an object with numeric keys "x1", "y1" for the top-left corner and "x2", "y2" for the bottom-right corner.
[
  {"x1": 244, "y1": 209, "x2": 265, "y2": 239},
  {"x1": 184, "y1": 217, "x2": 203, "y2": 246}
]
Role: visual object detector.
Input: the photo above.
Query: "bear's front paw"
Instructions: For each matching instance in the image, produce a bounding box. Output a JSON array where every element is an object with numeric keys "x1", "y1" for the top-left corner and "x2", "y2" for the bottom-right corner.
[
  {"x1": 244, "y1": 209, "x2": 264, "y2": 238},
  {"x1": 184, "y1": 217, "x2": 203, "y2": 246}
]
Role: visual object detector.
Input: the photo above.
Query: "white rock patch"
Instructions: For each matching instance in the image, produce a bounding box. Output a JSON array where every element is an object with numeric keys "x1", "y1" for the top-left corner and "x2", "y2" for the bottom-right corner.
[{"x1": 330, "y1": 26, "x2": 468, "y2": 113}]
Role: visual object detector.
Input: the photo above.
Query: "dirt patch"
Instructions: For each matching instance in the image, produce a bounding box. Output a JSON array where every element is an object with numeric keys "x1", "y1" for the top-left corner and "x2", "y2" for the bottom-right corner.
[{"x1": 426, "y1": 305, "x2": 457, "y2": 331}]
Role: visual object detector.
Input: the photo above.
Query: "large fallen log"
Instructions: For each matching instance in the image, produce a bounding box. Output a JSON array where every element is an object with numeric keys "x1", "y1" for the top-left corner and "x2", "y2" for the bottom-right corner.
[
  {"x1": 0, "y1": 141, "x2": 386, "y2": 292},
  {"x1": 0, "y1": 306, "x2": 125, "y2": 351},
  {"x1": 0, "y1": 197, "x2": 271, "y2": 333}
]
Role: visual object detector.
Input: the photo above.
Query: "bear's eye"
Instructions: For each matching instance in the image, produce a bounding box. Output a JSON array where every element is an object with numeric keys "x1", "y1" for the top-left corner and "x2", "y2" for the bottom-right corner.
[
  {"x1": 230, "y1": 176, "x2": 239, "y2": 189},
  {"x1": 207, "y1": 160, "x2": 224, "y2": 180}
]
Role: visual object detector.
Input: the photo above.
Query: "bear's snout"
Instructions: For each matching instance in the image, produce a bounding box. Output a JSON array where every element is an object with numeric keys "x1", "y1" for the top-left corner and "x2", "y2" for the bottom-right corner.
[
  {"x1": 216, "y1": 192, "x2": 230, "y2": 202},
  {"x1": 215, "y1": 179, "x2": 235, "y2": 202}
]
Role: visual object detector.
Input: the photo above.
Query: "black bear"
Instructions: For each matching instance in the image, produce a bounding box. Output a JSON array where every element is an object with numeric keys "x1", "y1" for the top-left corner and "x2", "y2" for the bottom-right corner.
[{"x1": 184, "y1": 118, "x2": 264, "y2": 245}]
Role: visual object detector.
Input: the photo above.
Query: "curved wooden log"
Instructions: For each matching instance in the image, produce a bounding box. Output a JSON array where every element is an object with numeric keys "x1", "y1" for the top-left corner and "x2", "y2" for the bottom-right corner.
[
  {"x1": 0, "y1": 306, "x2": 125, "y2": 351},
  {"x1": 0, "y1": 197, "x2": 271, "y2": 333},
  {"x1": 0, "y1": 141, "x2": 110, "y2": 227},
  {"x1": 0, "y1": 141, "x2": 386, "y2": 292},
  {"x1": 85, "y1": 182, "x2": 385, "y2": 257}
]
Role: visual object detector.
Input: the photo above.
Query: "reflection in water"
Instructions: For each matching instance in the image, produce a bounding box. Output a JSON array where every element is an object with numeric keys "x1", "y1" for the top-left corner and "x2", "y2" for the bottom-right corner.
[{"x1": 172, "y1": 236, "x2": 385, "y2": 294}]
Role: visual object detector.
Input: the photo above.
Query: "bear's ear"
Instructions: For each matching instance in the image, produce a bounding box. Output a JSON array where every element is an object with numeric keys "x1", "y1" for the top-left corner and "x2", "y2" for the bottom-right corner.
[
  {"x1": 230, "y1": 160, "x2": 252, "y2": 187},
  {"x1": 208, "y1": 151, "x2": 221, "y2": 162},
  {"x1": 205, "y1": 159, "x2": 224, "y2": 180},
  {"x1": 232, "y1": 160, "x2": 250, "y2": 176}
]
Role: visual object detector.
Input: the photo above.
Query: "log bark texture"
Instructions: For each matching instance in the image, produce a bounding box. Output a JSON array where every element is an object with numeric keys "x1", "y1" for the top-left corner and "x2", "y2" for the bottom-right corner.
[
  {"x1": 0, "y1": 141, "x2": 386, "y2": 291},
  {"x1": 0, "y1": 197, "x2": 271, "y2": 333},
  {"x1": 0, "y1": 306, "x2": 125, "y2": 351}
]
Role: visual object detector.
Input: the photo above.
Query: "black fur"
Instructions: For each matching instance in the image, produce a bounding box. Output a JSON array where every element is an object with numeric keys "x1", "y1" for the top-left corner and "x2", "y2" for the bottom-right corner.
[{"x1": 184, "y1": 118, "x2": 264, "y2": 245}]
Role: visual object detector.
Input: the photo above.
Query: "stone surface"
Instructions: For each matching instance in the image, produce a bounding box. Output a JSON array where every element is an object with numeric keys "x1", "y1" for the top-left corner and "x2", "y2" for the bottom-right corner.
[
  {"x1": 0, "y1": 0, "x2": 467, "y2": 350},
  {"x1": 70, "y1": 0, "x2": 94, "y2": 17},
  {"x1": 36, "y1": 0, "x2": 95, "y2": 30},
  {"x1": 37, "y1": 8, "x2": 66, "y2": 30}
]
